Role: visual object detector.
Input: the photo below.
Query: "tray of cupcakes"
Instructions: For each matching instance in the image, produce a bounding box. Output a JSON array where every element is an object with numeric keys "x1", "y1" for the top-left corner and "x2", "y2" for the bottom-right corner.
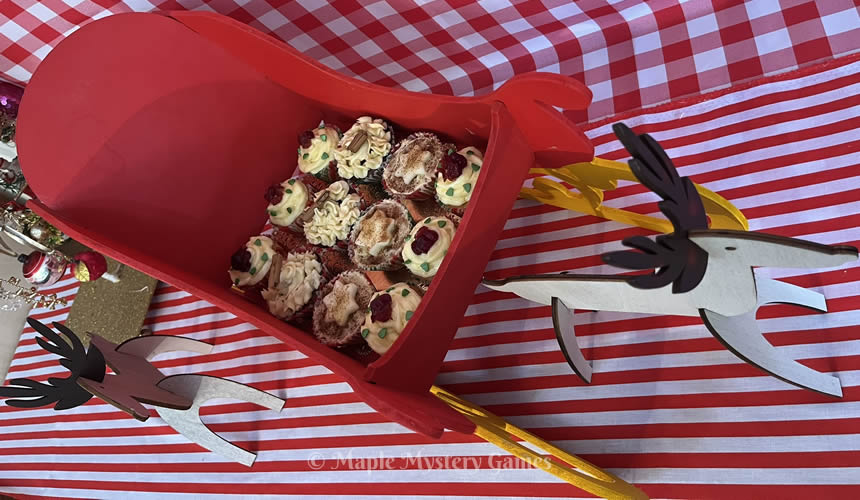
[{"x1": 228, "y1": 116, "x2": 485, "y2": 365}]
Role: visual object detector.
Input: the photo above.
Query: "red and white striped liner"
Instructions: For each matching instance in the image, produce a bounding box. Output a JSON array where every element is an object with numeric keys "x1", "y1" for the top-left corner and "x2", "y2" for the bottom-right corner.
[{"x1": 0, "y1": 55, "x2": 858, "y2": 499}]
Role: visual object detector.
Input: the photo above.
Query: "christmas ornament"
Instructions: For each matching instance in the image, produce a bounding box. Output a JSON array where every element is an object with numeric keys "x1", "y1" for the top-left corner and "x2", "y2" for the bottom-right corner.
[
  {"x1": 19, "y1": 251, "x2": 68, "y2": 287},
  {"x1": 73, "y1": 251, "x2": 120, "y2": 283}
]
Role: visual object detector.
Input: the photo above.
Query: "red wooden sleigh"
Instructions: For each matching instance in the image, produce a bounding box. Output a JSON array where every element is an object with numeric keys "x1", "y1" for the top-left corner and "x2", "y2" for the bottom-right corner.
[{"x1": 16, "y1": 12, "x2": 594, "y2": 437}]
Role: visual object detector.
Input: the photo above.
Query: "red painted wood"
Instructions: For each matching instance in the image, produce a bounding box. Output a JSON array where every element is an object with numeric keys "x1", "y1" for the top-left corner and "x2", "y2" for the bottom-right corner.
[{"x1": 15, "y1": 12, "x2": 593, "y2": 437}]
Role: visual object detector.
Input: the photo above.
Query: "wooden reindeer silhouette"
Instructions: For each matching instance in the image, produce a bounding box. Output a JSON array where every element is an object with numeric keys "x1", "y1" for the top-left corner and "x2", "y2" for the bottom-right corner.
[
  {"x1": 484, "y1": 123, "x2": 858, "y2": 397},
  {"x1": 0, "y1": 319, "x2": 284, "y2": 466}
]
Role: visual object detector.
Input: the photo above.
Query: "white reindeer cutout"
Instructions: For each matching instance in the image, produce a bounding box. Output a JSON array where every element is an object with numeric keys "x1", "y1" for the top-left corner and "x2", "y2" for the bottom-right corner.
[{"x1": 484, "y1": 123, "x2": 857, "y2": 397}]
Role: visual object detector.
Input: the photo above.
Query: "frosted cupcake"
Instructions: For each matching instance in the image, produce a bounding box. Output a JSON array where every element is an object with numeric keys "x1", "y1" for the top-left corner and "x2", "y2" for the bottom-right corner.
[
  {"x1": 333, "y1": 116, "x2": 393, "y2": 183},
  {"x1": 298, "y1": 122, "x2": 340, "y2": 181},
  {"x1": 402, "y1": 216, "x2": 456, "y2": 279},
  {"x1": 348, "y1": 200, "x2": 413, "y2": 271},
  {"x1": 312, "y1": 271, "x2": 376, "y2": 347},
  {"x1": 436, "y1": 147, "x2": 483, "y2": 216},
  {"x1": 383, "y1": 132, "x2": 451, "y2": 200},
  {"x1": 362, "y1": 283, "x2": 422, "y2": 354},
  {"x1": 229, "y1": 236, "x2": 275, "y2": 289},
  {"x1": 304, "y1": 180, "x2": 362, "y2": 249},
  {"x1": 261, "y1": 252, "x2": 325, "y2": 321},
  {"x1": 265, "y1": 177, "x2": 312, "y2": 232}
]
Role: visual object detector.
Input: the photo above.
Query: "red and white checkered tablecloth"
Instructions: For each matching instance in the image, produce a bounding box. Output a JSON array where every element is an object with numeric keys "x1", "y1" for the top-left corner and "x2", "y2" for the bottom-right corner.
[
  {"x1": 1, "y1": 1, "x2": 860, "y2": 499},
  {"x1": 1, "y1": 1, "x2": 859, "y2": 121}
]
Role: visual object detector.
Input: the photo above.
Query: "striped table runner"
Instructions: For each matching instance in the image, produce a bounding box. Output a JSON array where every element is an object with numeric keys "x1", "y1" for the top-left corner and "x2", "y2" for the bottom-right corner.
[{"x1": 0, "y1": 54, "x2": 857, "y2": 498}]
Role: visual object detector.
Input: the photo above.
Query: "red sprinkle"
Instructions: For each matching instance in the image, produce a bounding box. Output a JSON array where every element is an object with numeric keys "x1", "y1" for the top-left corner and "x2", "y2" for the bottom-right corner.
[
  {"x1": 411, "y1": 227, "x2": 439, "y2": 255},
  {"x1": 440, "y1": 151, "x2": 467, "y2": 181},
  {"x1": 370, "y1": 293, "x2": 393, "y2": 323},
  {"x1": 264, "y1": 184, "x2": 284, "y2": 205}
]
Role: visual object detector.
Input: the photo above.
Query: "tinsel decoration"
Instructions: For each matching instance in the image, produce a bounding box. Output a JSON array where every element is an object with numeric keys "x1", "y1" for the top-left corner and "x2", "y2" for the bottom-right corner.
[{"x1": 0, "y1": 276, "x2": 67, "y2": 310}]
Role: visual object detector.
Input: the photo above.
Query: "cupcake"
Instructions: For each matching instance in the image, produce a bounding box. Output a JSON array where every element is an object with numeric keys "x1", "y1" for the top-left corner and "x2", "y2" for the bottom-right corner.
[
  {"x1": 436, "y1": 146, "x2": 483, "y2": 216},
  {"x1": 312, "y1": 271, "x2": 376, "y2": 347},
  {"x1": 297, "y1": 122, "x2": 340, "y2": 181},
  {"x1": 361, "y1": 283, "x2": 422, "y2": 354},
  {"x1": 228, "y1": 236, "x2": 275, "y2": 288},
  {"x1": 401, "y1": 216, "x2": 456, "y2": 279},
  {"x1": 333, "y1": 116, "x2": 393, "y2": 183},
  {"x1": 348, "y1": 200, "x2": 413, "y2": 271},
  {"x1": 303, "y1": 180, "x2": 362, "y2": 249},
  {"x1": 261, "y1": 252, "x2": 325, "y2": 321},
  {"x1": 265, "y1": 177, "x2": 312, "y2": 232},
  {"x1": 383, "y1": 132, "x2": 451, "y2": 200}
]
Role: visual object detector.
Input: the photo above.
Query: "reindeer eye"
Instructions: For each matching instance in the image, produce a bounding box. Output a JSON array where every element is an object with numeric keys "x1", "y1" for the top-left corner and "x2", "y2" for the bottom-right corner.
[{"x1": 725, "y1": 246, "x2": 737, "y2": 251}]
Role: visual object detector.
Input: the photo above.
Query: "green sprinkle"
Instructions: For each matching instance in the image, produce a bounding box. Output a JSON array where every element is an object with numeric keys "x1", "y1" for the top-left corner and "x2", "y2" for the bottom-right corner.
[
  {"x1": 234, "y1": 278, "x2": 240, "y2": 285},
  {"x1": 446, "y1": 187, "x2": 455, "y2": 196},
  {"x1": 463, "y1": 183, "x2": 472, "y2": 193},
  {"x1": 472, "y1": 163, "x2": 480, "y2": 172},
  {"x1": 378, "y1": 328, "x2": 388, "y2": 339},
  {"x1": 321, "y1": 152, "x2": 329, "y2": 160},
  {"x1": 466, "y1": 150, "x2": 474, "y2": 155},
  {"x1": 404, "y1": 259, "x2": 411, "y2": 264},
  {"x1": 298, "y1": 147, "x2": 302, "y2": 154},
  {"x1": 287, "y1": 207, "x2": 293, "y2": 214},
  {"x1": 288, "y1": 179, "x2": 296, "y2": 185},
  {"x1": 420, "y1": 262, "x2": 430, "y2": 272},
  {"x1": 254, "y1": 239, "x2": 262, "y2": 246},
  {"x1": 401, "y1": 289, "x2": 410, "y2": 297},
  {"x1": 425, "y1": 217, "x2": 431, "y2": 223},
  {"x1": 261, "y1": 253, "x2": 269, "y2": 262},
  {"x1": 269, "y1": 210, "x2": 277, "y2": 216},
  {"x1": 302, "y1": 153, "x2": 309, "y2": 160},
  {"x1": 405, "y1": 311, "x2": 413, "y2": 320},
  {"x1": 362, "y1": 328, "x2": 370, "y2": 338},
  {"x1": 321, "y1": 134, "x2": 327, "y2": 141},
  {"x1": 250, "y1": 266, "x2": 257, "y2": 275},
  {"x1": 447, "y1": 148, "x2": 454, "y2": 155},
  {"x1": 437, "y1": 220, "x2": 447, "y2": 228},
  {"x1": 286, "y1": 189, "x2": 293, "y2": 194},
  {"x1": 387, "y1": 287, "x2": 394, "y2": 292},
  {"x1": 404, "y1": 235, "x2": 411, "y2": 241}
]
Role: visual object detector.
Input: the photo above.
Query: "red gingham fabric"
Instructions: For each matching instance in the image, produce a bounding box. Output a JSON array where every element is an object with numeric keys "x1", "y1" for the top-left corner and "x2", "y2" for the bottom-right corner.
[{"x1": 1, "y1": 0, "x2": 859, "y2": 121}]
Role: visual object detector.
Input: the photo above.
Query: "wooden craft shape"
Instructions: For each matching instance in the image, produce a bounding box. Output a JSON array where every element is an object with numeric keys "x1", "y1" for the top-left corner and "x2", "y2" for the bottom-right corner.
[
  {"x1": 431, "y1": 385, "x2": 647, "y2": 500},
  {"x1": 156, "y1": 374, "x2": 286, "y2": 467},
  {"x1": 485, "y1": 123, "x2": 858, "y2": 397}
]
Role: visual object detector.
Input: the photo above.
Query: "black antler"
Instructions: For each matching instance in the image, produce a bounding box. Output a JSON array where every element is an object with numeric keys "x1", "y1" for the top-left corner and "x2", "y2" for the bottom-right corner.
[
  {"x1": 602, "y1": 123, "x2": 709, "y2": 293},
  {"x1": 0, "y1": 319, "x2": 106, "y2": 410}
]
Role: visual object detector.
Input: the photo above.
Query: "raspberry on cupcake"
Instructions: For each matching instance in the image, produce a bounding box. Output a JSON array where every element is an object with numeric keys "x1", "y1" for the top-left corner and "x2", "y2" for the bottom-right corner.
[
  {"x1": 348, "y1": 200, "x2": 413, "y2": 271},
  {"x1": 333, "y1": 116, "x2": 393, "y2": 183},
  {"x1": 312, "y1": 271, "x2": 376, "y2": 347},
  {"x1": 297, "y1": 122, "x2": 340, "y2": 181},
  {"x1": 383, "y1": 132, "x2": 452, "y2": 200},
  {"x1": 229, "y1": 236, "x2": 276, "y2": 289},
  {"x1": 261, "y1": 252, "x2": 325, "y2": 321},
  {"x1": 361, "y1": 282, "x2": 422, "y2": 354},
  {"x1": 435, "y1": 146, "x2": 483, "y2": 216},
  {"x1": 401, "y1": 216, "x2": 457, "y2": 279}
]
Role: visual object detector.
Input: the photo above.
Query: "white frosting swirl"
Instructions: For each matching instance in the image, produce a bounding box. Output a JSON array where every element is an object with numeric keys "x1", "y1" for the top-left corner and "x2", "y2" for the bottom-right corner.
[
  {"x1": 268, "y1": 178, "x2": 309, "y2": 227},
  {"x1": 362, "y1": 283, "x2": 422, "y2": 354},
  {"x1": 436, "y1": 147, "x2": 483, "y2": 207},
  {"x1": 228, "y1": 236, "x2": 274, "y2": 287},
  {"x1": 298, "y1": 124, "x2": 339, "y2": 175},
  {"x1": 262, "y1": 252, "x2": 322, "y2": 319},
  {"x1": 304, "y1": 182, "x2": 361, "y2": 247},
  {"x1": 402, "y1": 216, "x2": 456, "y2": 278},
  {"x1": 333, "y1": 116, "x2": 392, "y2": 179}
]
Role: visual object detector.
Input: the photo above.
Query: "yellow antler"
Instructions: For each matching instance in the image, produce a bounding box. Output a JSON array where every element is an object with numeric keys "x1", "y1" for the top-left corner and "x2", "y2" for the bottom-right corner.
[
  {"x1": 431, "y1": 385, "x2": 648, "y2": 499},
  {"x1": 521, "y1": 157, "x2": 748, "y2": 233}
]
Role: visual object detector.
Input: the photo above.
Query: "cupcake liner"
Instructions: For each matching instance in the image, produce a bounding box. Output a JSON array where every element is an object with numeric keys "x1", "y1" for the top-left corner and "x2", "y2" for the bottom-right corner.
[
  {"x1": 347, "y1": 200, "x2": 413, "y2": 271},
  {"x1": 381, "y1": 133, "x2": 447, "y2": 200}
]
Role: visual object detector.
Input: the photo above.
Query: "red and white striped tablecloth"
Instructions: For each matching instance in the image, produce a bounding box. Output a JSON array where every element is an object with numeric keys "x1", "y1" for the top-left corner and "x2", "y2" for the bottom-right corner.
[{"x1": 1, "y1": 1, "x2": 860, "y2": 499}]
